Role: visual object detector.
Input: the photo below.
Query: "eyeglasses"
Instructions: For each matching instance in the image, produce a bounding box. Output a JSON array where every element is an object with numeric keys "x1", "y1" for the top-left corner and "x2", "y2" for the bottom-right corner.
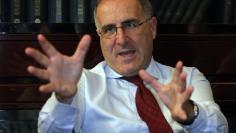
[{"x1": 98, "y1": 17, "x2": 153, "y2": 39}]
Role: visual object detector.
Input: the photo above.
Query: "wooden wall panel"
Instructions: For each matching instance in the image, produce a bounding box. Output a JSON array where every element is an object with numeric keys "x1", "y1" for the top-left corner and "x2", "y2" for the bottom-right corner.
[{"x1": 0, "y1": 32, "x2": 235, "y2": 132}]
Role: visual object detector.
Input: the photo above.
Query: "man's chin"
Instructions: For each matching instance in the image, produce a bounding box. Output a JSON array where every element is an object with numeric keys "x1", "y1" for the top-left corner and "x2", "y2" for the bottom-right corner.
[{"x1": 119, "y1": 67, "x2": 140, "y2": 76}]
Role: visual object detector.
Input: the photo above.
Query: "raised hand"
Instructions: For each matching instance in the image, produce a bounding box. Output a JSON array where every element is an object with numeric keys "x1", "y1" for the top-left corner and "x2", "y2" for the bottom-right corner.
[
  {"x1": 139, "y1": 61, "x2": 195, "y2": 123},
  {"x1": 25, "y1": 34, "x2": 91, "y2": 103}
]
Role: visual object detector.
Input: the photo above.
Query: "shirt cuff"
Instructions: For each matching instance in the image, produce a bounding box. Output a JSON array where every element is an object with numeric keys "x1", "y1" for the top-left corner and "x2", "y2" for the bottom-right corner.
[{"x1": 51, "y1": 100, "x2": 78, "y2": 124}]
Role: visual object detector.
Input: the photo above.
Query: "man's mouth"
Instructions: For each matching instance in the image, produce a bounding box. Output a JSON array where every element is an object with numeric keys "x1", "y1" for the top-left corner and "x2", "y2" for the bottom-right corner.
[{"x1": 118, "y1": 50, "x2": 136, "y2": 57}]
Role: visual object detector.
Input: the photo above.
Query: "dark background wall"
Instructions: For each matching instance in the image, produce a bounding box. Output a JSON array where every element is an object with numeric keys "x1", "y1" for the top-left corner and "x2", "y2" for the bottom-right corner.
[{"x1": 0, "y1": 0, "x2": 236, "y2": 132}]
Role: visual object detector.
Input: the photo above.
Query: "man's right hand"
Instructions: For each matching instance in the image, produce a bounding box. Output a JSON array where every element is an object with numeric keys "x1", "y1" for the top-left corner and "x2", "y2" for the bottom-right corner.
[{"x1": 25, "y1": 34, "x2": 91, "y2": 104}]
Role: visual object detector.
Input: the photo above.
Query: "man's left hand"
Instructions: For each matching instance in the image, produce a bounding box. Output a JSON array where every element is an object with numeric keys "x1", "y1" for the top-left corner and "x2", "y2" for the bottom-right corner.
[{"x1": 139, "y1": 61, "x2": 196, "y2": 124}]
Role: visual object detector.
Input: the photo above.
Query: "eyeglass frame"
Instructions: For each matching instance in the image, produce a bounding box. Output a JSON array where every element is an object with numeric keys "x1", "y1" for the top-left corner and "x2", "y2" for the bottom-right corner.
[{"x1": 98, "y1": 16, "x2": 154, "y2": 39}]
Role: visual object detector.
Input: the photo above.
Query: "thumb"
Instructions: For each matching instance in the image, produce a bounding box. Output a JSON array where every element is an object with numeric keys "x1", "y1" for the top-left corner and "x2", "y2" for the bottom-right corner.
[
  {"x1": 74, "y1": 34, "x2": 91, "y2": 62},
  {"x1": 139, "y1": 70, "x2": 163, "y2": 92}
]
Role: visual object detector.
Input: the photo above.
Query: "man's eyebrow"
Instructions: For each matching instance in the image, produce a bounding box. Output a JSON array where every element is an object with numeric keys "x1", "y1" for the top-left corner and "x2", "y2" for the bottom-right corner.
[
  {"x1": 101, "y1": 23, "x2": 116, "y2": 29},
  {"x1": 102, "y1": 18, "x2": 139, "y2": 28},
  {"x1": 121, "y1": 19, "x2": 139, "y2": 24}
]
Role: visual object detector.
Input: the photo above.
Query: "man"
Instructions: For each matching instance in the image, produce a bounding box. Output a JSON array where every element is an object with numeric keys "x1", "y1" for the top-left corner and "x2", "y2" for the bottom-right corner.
[{"x1": 25, "y1": 0, "x2": 228, "y2": 132}]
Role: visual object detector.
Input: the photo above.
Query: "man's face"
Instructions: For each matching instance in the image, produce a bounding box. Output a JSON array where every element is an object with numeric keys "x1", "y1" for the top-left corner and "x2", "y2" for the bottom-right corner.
[{"x1": 96, "y1": 0, "x2": 157, "y2": 76}]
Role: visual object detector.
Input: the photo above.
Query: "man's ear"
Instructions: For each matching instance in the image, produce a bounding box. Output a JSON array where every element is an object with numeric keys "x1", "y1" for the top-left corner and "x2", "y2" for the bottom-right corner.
[
  {"x1": 150, "y1": 17, "x2": 157, "y2": 39},
  {"x1": 96, "y1": 29, "x2": 101, "y2": 37}
]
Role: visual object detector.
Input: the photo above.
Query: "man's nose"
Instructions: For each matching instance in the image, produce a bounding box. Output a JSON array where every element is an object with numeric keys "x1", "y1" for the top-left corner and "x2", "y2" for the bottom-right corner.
[{"x1": 115, "y1": 27, "x2": 127, "y2": 45}]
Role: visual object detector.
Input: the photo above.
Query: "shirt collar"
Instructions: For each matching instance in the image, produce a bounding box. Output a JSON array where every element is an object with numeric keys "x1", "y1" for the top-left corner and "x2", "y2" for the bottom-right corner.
[{"x1": 104, "y1": 58, "x2": 162, "y2": 80}]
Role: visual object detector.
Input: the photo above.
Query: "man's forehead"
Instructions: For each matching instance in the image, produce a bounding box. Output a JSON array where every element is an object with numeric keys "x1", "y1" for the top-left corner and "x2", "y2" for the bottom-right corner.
[{"x1": 96, "y1": 0, "x2": 144, "y2": 26}]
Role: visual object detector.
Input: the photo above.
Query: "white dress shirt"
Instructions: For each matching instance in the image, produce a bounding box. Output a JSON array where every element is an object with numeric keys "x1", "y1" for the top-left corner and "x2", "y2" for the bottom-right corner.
[{"x1": 38, "y1": 58, "x2": 228, "y2": 133}]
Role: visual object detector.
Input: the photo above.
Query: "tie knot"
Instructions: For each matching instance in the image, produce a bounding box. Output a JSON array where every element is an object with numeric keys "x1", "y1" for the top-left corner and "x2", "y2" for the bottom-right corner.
[{"x1": 121, "y1": 75, "x2": 143, "y2": 86}]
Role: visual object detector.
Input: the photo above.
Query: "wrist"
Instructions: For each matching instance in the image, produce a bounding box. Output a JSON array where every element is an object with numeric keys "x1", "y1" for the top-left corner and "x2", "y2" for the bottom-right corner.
[
  {"x1": 56, "y1": 94, "x2": 74, "y2": 104},
  {"x1": 181, "y1": 100, "x2": 199, "y2": 125},
  {"x1": 55, "y1": 85, "x2": 77, "y2": 104}
]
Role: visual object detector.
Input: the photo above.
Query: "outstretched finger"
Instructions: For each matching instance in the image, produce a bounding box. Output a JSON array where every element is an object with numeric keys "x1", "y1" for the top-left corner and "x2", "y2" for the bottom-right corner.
[
  {"x1": 139, "y1": 69, "x2": 163, "y2": 92},
  {"x1": 27, "y1": 66, "x2": 49, "y2": 80},
  {"x1": 39, "y1": 83, "x2": 55, "y2": 93},
  {"x1": 172, "y1": 61, "x2": 183, "y2": 83},
  {"x1": 25, "y1": 47, "x2": 50, "y2": 67},
  {"x1": 74, "y1": 35, "x2": 91, "y2": 63},
  {"x1": 37, "y1": 34, "x2": 59, "y2": 57},
  {"x1": 182, "y1": 85, "x2": 194, "y2": 100},
  {"x1": 179, "y1": 72, "x2": 187, "y2": 92}
]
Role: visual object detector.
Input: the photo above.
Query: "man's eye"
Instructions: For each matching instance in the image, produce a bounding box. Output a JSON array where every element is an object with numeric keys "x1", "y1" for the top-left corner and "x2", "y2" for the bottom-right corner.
[
  {"x1": 102, "y1": 26, "x2": 116, "y2": 34},
  {"x1": 123, "y1": 21, "x2": 138, "y2": 29}
]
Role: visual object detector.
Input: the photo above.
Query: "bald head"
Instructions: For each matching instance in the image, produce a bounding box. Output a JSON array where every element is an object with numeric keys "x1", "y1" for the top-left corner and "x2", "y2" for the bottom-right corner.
[{"x1": 94, "y1": 0, "x2": 153, "y2": 28}]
